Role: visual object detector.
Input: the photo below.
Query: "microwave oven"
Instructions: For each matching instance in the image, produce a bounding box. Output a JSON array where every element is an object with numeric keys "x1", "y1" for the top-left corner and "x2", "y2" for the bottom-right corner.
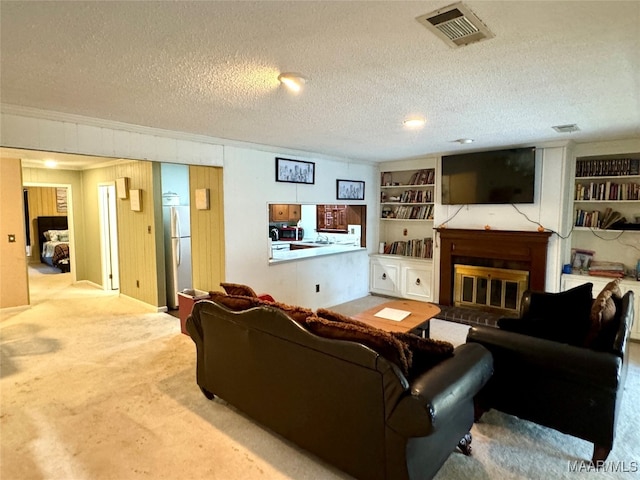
[{"x1": 279, "y1": 227, "x2": 304, "y2": 240}]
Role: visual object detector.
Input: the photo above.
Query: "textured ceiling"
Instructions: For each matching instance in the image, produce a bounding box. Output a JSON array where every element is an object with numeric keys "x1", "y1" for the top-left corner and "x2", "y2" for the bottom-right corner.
[{"x1": 1, "y1": 1, "x2": 639, "y2": 163}]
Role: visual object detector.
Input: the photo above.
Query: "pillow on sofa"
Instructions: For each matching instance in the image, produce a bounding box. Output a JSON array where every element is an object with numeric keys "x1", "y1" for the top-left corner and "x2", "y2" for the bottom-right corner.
[
  {"x1": 208, "y1": 291, "x2": 264, "y2": 311},
  {"x1": 590, "y1": 295, "x2": 624, "y2": 351},
  {"x1": 220, "y1": 282, "x2": 258, "y2": 297},
  {"x1": 392, "y1": 332, "x2": 454, "y2": 380},
  {"x1": 208, "y1": 292, "x2": 313, "y2": 326},
  {"x1": 316, "y1": 308, "x2": 373, "y2": 329},
  {"x1": 585, "y1": 279, "x2": 622, "y2": 347},
  {"x1": 498, "y1": 283, "x2": 594, "y2": 346},
  {"x1": 305, "y1": 316, "x2": 411, "y2": 376}
]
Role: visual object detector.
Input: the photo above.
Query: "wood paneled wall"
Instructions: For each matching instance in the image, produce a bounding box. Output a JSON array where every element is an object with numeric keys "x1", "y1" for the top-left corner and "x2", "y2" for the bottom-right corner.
[
  {"x1": 25, "y1": 186, "x2": 67, "y2": 263},
  {"x1": 189, "y1": 165, "x2": 225, "y2": 292},
  {"x1": 1, "y1": 158, "x2": 29, "y2": 308},
  {"x1": 114, "y1": 161, "x2": 163, "y2": 307}
]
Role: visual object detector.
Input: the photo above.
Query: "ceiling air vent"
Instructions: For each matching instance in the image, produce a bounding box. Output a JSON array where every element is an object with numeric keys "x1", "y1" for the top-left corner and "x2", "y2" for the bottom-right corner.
[
  {"x1": 416, "y1": 2, "x2": 494, "y2": 48},
  {"x1": 552, "y1": 124, "x2": 580, "y2": 133}
]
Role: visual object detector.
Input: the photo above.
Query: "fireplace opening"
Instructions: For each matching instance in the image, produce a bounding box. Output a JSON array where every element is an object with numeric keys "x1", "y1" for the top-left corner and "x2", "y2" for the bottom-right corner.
[
  {"x1": 436, "y1": 228, "x2": 551, "y2": 308},
  {"x1": 454, "y1": 265, "x2": 529, "y2": 315}
]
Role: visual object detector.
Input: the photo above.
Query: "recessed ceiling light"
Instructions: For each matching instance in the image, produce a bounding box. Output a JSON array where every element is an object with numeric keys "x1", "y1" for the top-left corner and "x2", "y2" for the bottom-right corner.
[
  {"x1": 278, "y1": 72, "x2": 306, "y2": 93},
  {"x1": 403, "y1": 117, "x2": 426, "y2": 128},
  {"x1": 455, "y1": 138, "x2": 474, "y2": 144},
  {"x1": 44, "y1": 159, "x2": 58, "y2": 168}
]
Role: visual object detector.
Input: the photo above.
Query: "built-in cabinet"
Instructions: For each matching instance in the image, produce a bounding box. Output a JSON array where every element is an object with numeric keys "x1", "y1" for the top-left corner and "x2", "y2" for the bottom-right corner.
[
  {"x1": 561, "y1": 273, "x2": 640, "y2": 340},
  {"x1": 371, "y1": 160, "x2": 436, "y2": 302},
  {"x1": 270, "y1": 204, "x2": 301, "y2": 223},
  {"x1": 369, "y1": 254, "x2": 434, "y2": 301}
]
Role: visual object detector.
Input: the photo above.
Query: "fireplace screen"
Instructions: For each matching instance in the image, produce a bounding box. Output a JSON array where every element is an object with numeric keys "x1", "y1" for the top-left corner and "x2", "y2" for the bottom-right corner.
[{"x1": 454, "y1": 265, "x2": 529, "y2": 315}]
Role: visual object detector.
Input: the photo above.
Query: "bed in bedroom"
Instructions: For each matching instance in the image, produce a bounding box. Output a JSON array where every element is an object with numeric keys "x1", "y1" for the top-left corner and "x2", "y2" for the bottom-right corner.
[{"x1": 37, "y1": 216, "x2": 71, "y2": 273}]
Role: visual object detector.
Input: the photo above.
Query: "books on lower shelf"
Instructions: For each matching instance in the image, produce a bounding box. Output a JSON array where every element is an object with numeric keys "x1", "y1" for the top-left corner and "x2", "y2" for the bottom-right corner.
[
  {"x1": 574, "y1": 207, "x2": 625, "y2": 229},
  {"x1": 588, "y1": 261, "x2": 625, "y2": 278},
  {"x1": 383, "y1": 238, "x2": 433, "y2": 258},
  {"x1": 381, "y1": 204, "x2": 434, "y2": 220}
]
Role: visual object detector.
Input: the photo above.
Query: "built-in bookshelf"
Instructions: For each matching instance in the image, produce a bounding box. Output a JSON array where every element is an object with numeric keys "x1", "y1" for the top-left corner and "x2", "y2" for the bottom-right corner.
[
  {"x1": 380, "y1": 168, "x2": 435, "y2": 258},
  {"x1": 573, "y1": 154, "x2": 640, "y2": 230}
]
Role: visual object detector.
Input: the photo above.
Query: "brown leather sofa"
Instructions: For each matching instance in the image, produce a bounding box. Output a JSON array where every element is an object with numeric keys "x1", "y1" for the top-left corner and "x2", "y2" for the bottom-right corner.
[
  {"x1": 467, "y1": 288, "x2": 634, "y2": 464},
  {"x1": 187, "y1": 299, "x2": 493, "y2": 480}
]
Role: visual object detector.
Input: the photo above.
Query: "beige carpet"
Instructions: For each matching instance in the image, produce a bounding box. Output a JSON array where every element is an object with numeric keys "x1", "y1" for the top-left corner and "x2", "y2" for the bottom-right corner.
[{"x1": 1, "y1": 270, "x2": 638, "y2": 479}]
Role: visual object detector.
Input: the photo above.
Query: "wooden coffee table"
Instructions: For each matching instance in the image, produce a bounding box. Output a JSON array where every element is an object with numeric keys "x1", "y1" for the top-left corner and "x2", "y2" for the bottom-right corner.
[{"x1": 352, "y1": 299, "x2": 440, "y2": 337}]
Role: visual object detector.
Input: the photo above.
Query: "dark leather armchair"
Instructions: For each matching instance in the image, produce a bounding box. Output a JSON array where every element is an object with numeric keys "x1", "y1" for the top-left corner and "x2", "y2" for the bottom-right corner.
[{"x1": 467, "y1": 289, "x2": 634, "y2": 464}]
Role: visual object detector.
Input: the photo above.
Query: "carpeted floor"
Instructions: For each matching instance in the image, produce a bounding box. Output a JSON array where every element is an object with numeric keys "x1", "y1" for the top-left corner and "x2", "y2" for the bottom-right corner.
[{"x1": 1, "y1": 270, "x2": 638, "y2": 479}]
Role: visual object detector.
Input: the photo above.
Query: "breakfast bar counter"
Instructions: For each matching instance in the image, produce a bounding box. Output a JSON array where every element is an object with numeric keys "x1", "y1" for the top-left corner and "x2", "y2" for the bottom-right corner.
[{"x1": 269, "y1": 240, "x2": 365, "y2": 264}]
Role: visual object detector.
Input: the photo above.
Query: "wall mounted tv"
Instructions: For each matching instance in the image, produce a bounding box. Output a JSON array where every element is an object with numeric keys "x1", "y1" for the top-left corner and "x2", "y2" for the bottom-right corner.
[{"x1": 441, "y1": 147, "x2": 536, "y2": 205}]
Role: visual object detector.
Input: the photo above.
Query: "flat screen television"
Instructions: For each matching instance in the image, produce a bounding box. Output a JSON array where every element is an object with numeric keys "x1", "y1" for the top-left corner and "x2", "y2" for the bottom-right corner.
[{"x1": 441, "y1": 147, "x2": 536, "y2": 205}]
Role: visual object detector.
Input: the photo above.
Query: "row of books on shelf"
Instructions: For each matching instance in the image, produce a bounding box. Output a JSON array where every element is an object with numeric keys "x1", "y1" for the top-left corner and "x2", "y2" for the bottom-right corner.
[
  {"x1": 381, "y1": 169, "x2": 435, "y2": 186},
  {"x1": 576, "y1": 158, "x2": 639, "y2": 178},
  {"x1": 381, "y1": 189, "x2": 433, "y2": 203},
  {"x1": 574, "y1": 207, "x2": 624, "y2": 229},
  {"x1": 381, "y1": 204, "x2": 434, "y2": 220},
  {"x1": 575, "y1": 181, "x2": 639, "y2": 201},
  {"x1": 383, "y1": 238, "x2": 433, "y2": 258}
]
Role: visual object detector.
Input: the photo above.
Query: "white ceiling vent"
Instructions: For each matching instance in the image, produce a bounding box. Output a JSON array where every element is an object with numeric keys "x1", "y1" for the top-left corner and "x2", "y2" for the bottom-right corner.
[
  {"x1": 416, "y1": 2, "x2": 494, "y2": 48},
  {"x1": 552, "y1": 124, "x2": 580, "y2": 133}
]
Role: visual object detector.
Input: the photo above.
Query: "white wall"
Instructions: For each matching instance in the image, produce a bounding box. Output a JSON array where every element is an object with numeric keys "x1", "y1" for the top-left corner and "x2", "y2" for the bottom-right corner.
[{"x1": 223, "y1": 146, "x2": 378, "y2": 309}]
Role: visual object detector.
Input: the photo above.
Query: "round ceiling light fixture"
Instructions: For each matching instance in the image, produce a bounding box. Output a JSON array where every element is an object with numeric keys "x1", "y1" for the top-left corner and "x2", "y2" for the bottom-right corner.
[
  {"x1": 278, "y1": 72, "x2": 307, "y2": 93},
  {"x1": 455, "y1": 138, "x2": 474, "y2": 144},
  {"x1": 403, "y1": 117, "x2": 426, "y2": 128}
]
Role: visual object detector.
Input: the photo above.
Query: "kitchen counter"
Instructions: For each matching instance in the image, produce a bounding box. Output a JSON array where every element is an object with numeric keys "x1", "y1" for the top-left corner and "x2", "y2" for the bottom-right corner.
[{"x1": 269, "y1": 240, "x2": 365, "y2": 264}]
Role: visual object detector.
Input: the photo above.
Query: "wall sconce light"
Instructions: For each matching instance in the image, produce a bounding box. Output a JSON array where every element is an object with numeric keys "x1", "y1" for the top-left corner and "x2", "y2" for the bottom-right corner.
[{"x1": 278, "y1": 72, "x2": 307, "y2": 92}]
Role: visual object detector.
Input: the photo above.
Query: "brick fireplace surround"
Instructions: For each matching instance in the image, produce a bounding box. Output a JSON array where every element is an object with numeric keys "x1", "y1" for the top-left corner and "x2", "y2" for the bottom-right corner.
[{"x1": 436, "y1": 228, "x2": 552, "y2": 326}]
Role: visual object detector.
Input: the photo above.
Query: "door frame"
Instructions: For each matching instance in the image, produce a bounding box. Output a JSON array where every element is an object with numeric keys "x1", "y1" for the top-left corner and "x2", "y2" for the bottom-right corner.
[
  {"x1": 22, "y1": 181, "x2": 76, "y2": 280},
  {"x1": 98, "y1": 182, "x2": 120, "y2": 291}
]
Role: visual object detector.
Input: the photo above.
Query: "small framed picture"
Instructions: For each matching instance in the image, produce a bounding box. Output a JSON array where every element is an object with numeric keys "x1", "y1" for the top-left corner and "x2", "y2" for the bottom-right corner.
[
  {"x1": 130, "y1": 189, "x2": 142, "y2": 212},
  {"x1": 571, "y1": 248, "x2": 594, "y2": 271},
  {"x1": 275, "y1": 157, "x2": 315, "y2": 184},
  {"x1": 336, "y1": 179, "x2": 365, "y2": 200},
  {"x1": 116, "y1": 177, "x2": 129, "y2": 199}
]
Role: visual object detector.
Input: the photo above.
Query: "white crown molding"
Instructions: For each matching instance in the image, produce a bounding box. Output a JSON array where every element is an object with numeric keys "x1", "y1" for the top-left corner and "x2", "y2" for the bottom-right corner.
[
  {"x1": 0, "y1": 103, "x2": 375, "y2": 167},
  {"x1": 0, "y1": 103, "x2": 226, "y2": 146}
]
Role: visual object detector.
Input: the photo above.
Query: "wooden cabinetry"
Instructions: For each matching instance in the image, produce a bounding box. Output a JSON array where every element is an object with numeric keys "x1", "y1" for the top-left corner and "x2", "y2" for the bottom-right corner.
[
  {"x1": 561, "y1": 273, "x2": 640, "y2": 340},
  {"x1": 317, "y1": 204, "x2": 348, "y2": 232},
  {"x1": 270, "y1": 204, "x2": 301, "y2": 222}
]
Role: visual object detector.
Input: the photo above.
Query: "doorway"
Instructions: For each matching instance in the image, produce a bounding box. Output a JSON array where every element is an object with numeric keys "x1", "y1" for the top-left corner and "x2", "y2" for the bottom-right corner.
[{"x1": 98, "y1": 184, "x2": 120, "y2": 291}]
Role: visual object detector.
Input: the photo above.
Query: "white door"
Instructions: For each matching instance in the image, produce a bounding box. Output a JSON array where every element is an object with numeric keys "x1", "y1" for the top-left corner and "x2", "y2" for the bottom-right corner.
[{"x1": 98, "y1": 184, "x2": 120, "y2": 290}]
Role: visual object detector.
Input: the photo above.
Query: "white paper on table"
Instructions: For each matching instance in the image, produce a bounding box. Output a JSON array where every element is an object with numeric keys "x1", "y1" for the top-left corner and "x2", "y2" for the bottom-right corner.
[{"x1": 374, "y1": 307, "x2": 411, "y2": 322}]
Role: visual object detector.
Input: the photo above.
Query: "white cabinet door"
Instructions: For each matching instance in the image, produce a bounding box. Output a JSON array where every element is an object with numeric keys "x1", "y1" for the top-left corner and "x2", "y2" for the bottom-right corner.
[
  {"x1": 370, "y1": 258, "x2": 399, "y2": 296},
  {"x1": 402, "y1": 263, "x2": 432, "y2": 301}
]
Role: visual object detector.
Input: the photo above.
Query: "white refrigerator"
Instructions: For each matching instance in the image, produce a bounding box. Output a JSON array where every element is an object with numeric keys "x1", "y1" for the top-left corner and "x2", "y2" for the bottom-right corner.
[{"x1": 164, "y1": 206, "x2": 192, "y2": 309}]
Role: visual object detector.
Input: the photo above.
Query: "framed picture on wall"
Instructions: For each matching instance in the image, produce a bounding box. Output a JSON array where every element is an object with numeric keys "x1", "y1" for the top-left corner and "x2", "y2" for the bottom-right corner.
[
  {"x1": 56, "y1": 187, "x2": 68, "y2": 212},
  {"x1": 336, "y1": 179, "x2": 365, "y2": 200},
  {"x1": 275, "y1": 157, "x2": 315, "y2": 184}
]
